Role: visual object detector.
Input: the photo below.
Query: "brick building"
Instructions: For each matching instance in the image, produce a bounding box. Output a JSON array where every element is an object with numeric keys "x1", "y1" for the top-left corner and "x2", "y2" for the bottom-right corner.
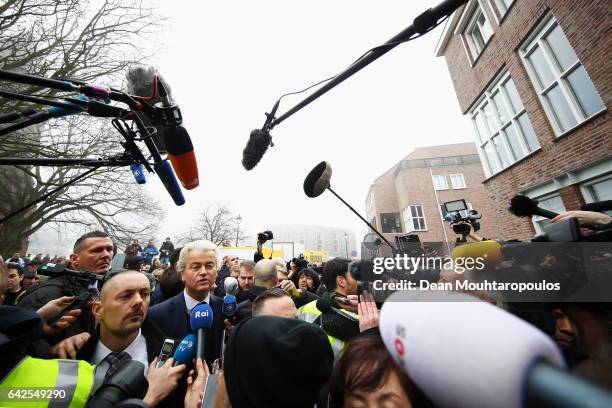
[
  {"x1": 365, "y1": 143, "x2": 501, "y2": 253},
  {"x1": 435, "y1": 0, "x2": 611, "y2": 239}
]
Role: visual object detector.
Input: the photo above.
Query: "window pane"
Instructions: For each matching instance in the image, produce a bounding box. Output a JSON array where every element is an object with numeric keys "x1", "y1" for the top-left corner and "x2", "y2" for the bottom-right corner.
[
  {"x1": 483, "y1": 142, "x2": 500, "y2": 173},
  {"x1": 416, "y1": 206, "x2": 424, "y2": 217},
  {"x1": 492, "y1": 91, "x2": 510, "y2": 124},
  {"x1": 517, "y1": 113, "x2": 540, "y2": 152},
  {"x1": 470, "y1": 25, "x2": 486, "y2": 53},
  {"x1": 545, "y1": 24, "x2": 578, "y2": 72},
  {"x1": 483, "y1": 102, "x2": 499, "y2": 132},
  {"x1": 503, "y1": 125, "x2": 524, "y2": 160},
  {"x1": 493, "y1": 136, "x2": 511, "y2": 167},
  {"x1": 503, "y1": 79, "x2": 523, "y2": 114},
  {"x1": 479, "y1": 14, "x2": 493, "y2": 42},
  {"x1": 528, "y1": 46, "x2": 555, "y2": 89},
  {"x1": 475, "y1": 111, "x2": 490, "y2": 140},
  {"x1": 589, "y1": 178, "x2": 612, "y2": 201},
  {"x1": 566, "y1": 65, "x2": 605, "y2": 117},
  {"x1": 545, "y1": 85, "x2": 578, "y2": 132}
]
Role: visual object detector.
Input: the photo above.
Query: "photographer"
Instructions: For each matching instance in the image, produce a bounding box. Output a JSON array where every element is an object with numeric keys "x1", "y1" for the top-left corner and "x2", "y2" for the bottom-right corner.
[{"x1": 253, "y1": 230, "x2": 273, "y2": 262}]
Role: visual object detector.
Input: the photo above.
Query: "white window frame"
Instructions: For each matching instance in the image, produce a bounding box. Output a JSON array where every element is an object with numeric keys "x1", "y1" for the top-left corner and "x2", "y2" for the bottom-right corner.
[
  {"x1": 403, "y1": 205, "x2": 427, "y2": 232},
  {"x1": 455, "y1": 0, "x2": 494, "y2": 63},
  {"x1": 492, "y1": 0, "x2": 515, "y2": 18},
  {"x1": 519, "y1": 14, "x2": 605, "y2": 136},
  {"x1": 450, "y1": 173, "x2": 467, "y2": 189},
  {"x1": 580, "y1": 174, "x2": 612, "y2": 216},
  {"x1": 469, "y1": 70, "x2": 540, "y2": 177},
  {"x1": 432, "y1": 175, "x2": 449, "y2": 190}
]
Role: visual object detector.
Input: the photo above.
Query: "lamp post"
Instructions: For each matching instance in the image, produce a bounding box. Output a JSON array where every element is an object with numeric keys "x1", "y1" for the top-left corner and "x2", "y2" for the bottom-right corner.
[
  {"x1": 344, "y1": 232, "x2": 349, "y2": 259},
  {"x1": 235, "y1": 214, "x2": 242, "y2": 247}
]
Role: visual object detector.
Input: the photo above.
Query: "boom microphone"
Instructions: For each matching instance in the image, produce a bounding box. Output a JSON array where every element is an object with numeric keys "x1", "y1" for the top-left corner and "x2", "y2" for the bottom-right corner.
[
  {"x1": 580, "y1": 200, "x2": 612, "y2": 213},
  {"x1": 242, "y1": 128, "x2": 272, "y2": 170},
  {"x1": 153, "y1": 160, "x2": 185, "y2": 206},
  {"x1": 172, "y1": 333, "x2": 196, "y2": 367},
  {"x1": 190, "y1": 303, "x2": 214, "y2": 363},
  {"x1": 303, "y1": 161, "x2": 332, "y2": 198},
  {"x1": 156, "y1": 79, "x2": 199, "y2": 190},
  {"x1": 509, "y1": 194, "x2": 559, "y2": 219},
  {"x1": 379, "y1": 291, "x2": 612, "y2": 408}
]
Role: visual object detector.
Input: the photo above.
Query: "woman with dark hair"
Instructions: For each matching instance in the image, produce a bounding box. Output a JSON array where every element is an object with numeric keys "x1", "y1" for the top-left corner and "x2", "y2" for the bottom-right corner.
[
  {"x1": 329, "y1": 335, "x2": 432, "y2": 408},
  {"x1": 297, "y1": 268, "x2": 320, "y2": 294}
]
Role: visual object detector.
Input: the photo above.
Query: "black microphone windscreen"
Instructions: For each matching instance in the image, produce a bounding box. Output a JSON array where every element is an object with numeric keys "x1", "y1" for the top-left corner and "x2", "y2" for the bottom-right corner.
[
  {"x1": 508, "y1": 194, "x2": 539, "y2": 217},
  {"x1": 164, "y1": 125, "x2": 193, "y2": 155},
  {"x1": 303, "y1": 161, "x2": 332, "y2": 198},
  {"x1": 320, "y1": 310, "x2": 360, "y2": 342},
  {"x1": 581, "y1": 200, "x2": 612, "y2": 213},
  {"x1": 242, "y1": 129, "x2": 272, "y2": 170}
]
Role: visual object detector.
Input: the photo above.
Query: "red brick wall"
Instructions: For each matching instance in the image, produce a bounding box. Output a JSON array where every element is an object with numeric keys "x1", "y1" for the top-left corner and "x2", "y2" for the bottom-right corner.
[{"x1": 441, "y1": 0, "x2": 611, "y2": 240}]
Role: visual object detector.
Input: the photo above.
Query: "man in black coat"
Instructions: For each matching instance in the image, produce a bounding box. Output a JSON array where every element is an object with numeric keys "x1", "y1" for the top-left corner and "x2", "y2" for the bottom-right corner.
[
  {"x1": 148, "y1": 240, "x2": 226, "y2": 369},
  {"x1": 76, "y1": 270, "x2": 185, "y2": 408},
  {"x1": 17, "y1": 231, "x2": 115, "y2": 352}
]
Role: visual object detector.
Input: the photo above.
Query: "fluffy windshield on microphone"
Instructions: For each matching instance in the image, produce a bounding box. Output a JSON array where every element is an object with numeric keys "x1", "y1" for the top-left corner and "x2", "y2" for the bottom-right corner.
[
  {"x1": 316, "y1": 298, "x2": 332, "y2": 313},
  {"x1": 242, "y1": 129, "x2": 272, "y2": 170},
  {"x1": 303, "y1": 161, "x2": 332, "y2": 198},
  {"x1": 508, "y1": 194, "x2": 540, "y2": 217},
  {"x1": 125, "y1": 65, "x2": 172, "y2": 153}
]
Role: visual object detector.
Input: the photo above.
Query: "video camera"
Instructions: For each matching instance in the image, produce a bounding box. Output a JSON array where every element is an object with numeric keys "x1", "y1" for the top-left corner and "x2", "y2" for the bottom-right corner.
[
  {"x1": 37, "y1": 263, "x2": 104, "y2": 325},
  {"x1": 257, "y1": 230, "x2": 274, "y2": 244},
  {"x1": 443, "y1": 199, "x2": 481, "y2": 235}
]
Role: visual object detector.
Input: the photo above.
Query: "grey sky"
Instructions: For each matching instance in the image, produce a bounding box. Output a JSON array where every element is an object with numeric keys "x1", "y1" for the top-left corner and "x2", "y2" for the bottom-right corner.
[{"x1": 31, "y1": 0, "x2": 475, "y2": 256}]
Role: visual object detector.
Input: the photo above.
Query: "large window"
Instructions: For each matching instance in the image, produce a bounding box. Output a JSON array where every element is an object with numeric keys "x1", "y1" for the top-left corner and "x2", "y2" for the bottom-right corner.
[
  {"x1": 462, "y1": 4, "x2": 493, "y2": 60},
  {"x1": 381, "y1": 213, "x2": 402, "y2": 233},
  {"x1": 581, "y1": 175, "x2": 612, "y2": 215},
  {"x1": 520, "y1": 15, "x2": 605, "y2": 135},
  {"x1": 493, "y1": 0, "x2": 515, "y2": 17},
  {"x1": 432, "y1": 175, "x2": 449, "y2": 190},
  {"x1": 403, "y1": 205, "x2": 427, "y2": 232},
  {"x1": 450, "y1": 173, "x2": 467, "y2": 189},
  {"x1": 470, "y1": 71, "x2": 540, "y2": 177}
]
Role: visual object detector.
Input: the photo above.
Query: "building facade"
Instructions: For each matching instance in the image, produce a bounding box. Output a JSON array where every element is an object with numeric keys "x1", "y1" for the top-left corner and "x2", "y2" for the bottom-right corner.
[
  {"x1": 267, "y1": 225, "x2": 357, "y2": 260},
  {"x1": 436, "y1": 0, "x2": 611, "y2": 239},
  {"x1": 365, "y1": 143, "x2": 501, "y2": 252}
]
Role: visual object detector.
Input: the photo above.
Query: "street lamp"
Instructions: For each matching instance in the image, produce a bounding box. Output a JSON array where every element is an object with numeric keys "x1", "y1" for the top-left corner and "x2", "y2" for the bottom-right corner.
[
  {"x1": 344, "y1": 232, "x2": 349, "y2": 258},
  {"x1": 235, "y1": 214, "x2": 242, "y2": 247}
]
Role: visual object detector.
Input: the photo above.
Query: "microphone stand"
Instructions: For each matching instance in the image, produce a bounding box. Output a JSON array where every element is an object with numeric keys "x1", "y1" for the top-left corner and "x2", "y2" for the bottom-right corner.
[{"x1": 269, "y1": 0, "x2": 468, "y2": 129}]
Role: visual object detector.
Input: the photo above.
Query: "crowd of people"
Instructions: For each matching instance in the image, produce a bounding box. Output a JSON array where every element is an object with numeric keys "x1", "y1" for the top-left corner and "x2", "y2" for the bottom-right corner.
[{"x1": 0, "y1": 209, "x2": 611, "y2": 407}]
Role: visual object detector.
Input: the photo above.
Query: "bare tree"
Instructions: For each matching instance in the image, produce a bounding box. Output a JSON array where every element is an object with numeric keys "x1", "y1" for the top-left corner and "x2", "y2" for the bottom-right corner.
[
  {"x1": 181, "y1": 204, "x2": 248, "y2": 247},
  {"x1": 0, "y1": 0, "x2": 165, "y2": 255}
]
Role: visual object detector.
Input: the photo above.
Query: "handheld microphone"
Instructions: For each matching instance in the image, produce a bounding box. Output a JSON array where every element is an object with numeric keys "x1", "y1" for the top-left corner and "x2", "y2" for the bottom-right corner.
[
  {"x1": 172, "y1": 333, "x2": 197, "y2": 367},
  {"x1": 224, "y1": 277, "x2": 239, "y2": 296},
  {"x1": 85, "y1": 360, "x2": 148, "y2": 408},
  {"x1": 130, "y1": 164, "x2": 146, "y2": 184},
  {"x1": 153, "y1": 160, "x2": 185, "y2": 206},
  {"x1": 509, "y1": 194, "x2": 559, "y2": 219},
  {"x1": 190, "y1": 303, "x2": 214, "y2": 363},
  {"x1": 580, "y1": 200, "x2": 612, "y2": 213},
  {"x1": 222, "y1": 294, "x2": 238, "y2": 318},
  {"x1": 379, "y1": 291, "x2": 612, "y2": 408},
  {"x1": 450, "y1": 240, "x2": 503, "y2": 266}
]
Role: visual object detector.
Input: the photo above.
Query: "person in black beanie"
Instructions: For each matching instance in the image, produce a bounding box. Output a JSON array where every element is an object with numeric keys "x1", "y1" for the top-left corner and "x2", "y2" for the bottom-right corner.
[{"x1": 223, "y1": 316, "x2": 334, "y2": 408}]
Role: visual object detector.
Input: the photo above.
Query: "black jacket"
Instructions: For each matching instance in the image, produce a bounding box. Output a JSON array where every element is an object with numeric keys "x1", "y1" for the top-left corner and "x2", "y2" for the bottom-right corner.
[
  {"x1": 159, "y1": 242, "x2": 174, "y2": 257},
  {"x1": 77, "y1": 317, "x2": 178, "y2": 408},
  {"x1": 16, "y1": 276, "x2": 97, "y2": 350}
]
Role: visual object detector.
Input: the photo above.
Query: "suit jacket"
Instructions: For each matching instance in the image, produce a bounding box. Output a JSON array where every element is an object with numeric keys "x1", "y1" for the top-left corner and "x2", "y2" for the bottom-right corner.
[
  {"x1": 77, "y1": 317, "x2": 179, "y2": 408},
  {"x1": 148, "y1": 291, "x2": 225, "y2": 368}
]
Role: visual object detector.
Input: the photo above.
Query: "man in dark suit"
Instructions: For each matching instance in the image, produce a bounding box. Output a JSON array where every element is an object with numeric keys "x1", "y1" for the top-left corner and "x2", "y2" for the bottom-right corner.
[
  {"x1": 76, "y1": 270, "x2": 185, "y2": 408},
  {"x1": 148, "y1": 240, "x2": 226, "y2": 369}
]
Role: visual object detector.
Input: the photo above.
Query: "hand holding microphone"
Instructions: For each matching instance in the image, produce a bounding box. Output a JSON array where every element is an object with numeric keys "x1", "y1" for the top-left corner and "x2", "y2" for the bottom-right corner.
[{"x1": 144, "y1": 357, "x2": 186, "y2": 408}]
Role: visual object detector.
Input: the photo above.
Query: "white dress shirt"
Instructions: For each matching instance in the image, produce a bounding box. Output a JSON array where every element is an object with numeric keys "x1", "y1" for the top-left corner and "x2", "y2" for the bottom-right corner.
[
  {"x1": 183, "y1": 289, "x2": 210, "y2": 315},
  {"x1": 93, "y1": 329, "x2": 149, "y2": 377}
]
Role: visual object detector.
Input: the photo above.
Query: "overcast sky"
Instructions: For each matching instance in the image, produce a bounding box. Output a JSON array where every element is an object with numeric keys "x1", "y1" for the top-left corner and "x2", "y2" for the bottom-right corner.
[{"x1": 31, "y1": 0, "x2": 476, "y2": 256}]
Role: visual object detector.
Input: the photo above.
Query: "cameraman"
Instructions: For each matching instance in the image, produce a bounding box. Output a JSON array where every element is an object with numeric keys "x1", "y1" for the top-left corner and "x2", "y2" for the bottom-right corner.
[
  {"x1": 253, "y1": 230, "x2": 273, "y2": 262},
  {"x1": 17, "y1": 231, "x2": 115, "y2": 352},
  {"x1": 455, "y1": 221, "x2": 486, "y2": 242}
]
